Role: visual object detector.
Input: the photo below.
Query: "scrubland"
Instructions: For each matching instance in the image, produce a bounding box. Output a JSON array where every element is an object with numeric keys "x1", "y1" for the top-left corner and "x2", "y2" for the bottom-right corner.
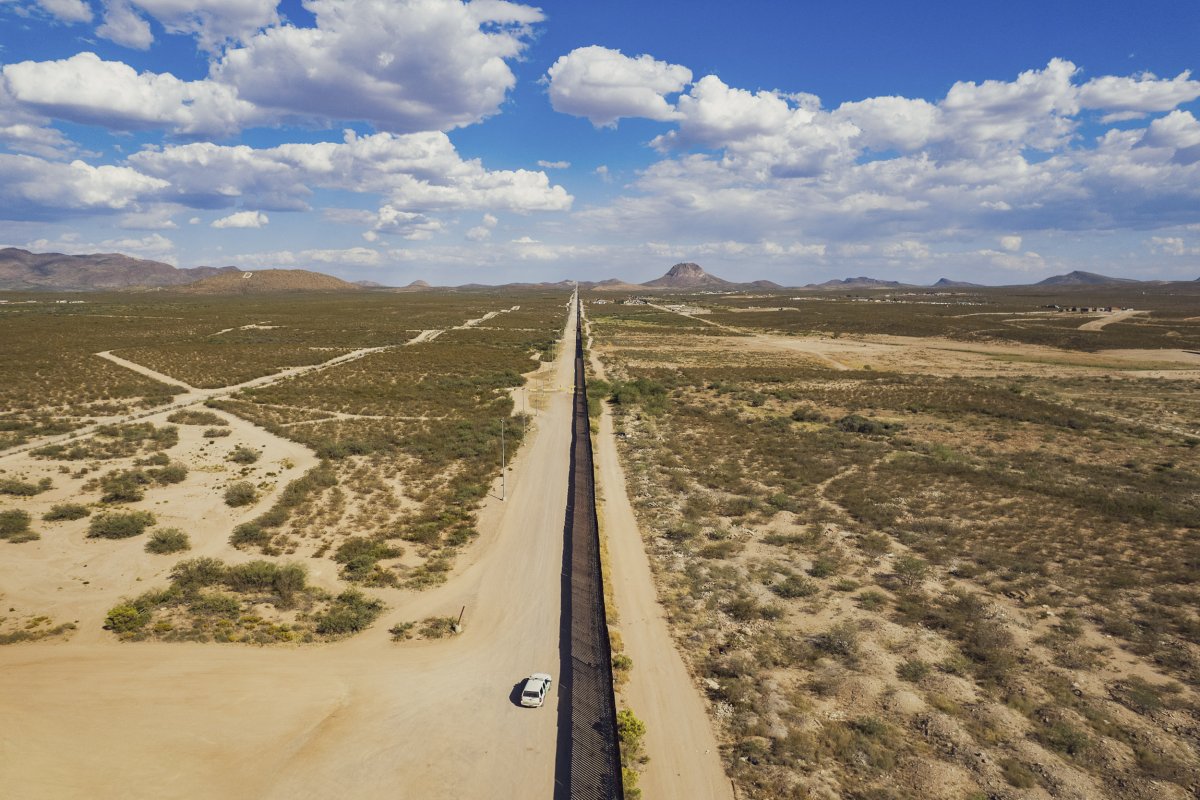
[
  {"x1": 586, "y1": 286, "x2": 1200, "y2": 800},
  {"x1": 0, "y1": 289, "x2": 564, "y2": 645}
]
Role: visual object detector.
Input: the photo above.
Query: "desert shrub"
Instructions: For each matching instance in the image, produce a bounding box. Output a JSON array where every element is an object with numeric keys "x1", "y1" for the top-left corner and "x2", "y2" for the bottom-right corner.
[
  {"x1": 167, "y1": 410, "x2": 227, "y2": 426},
  {"x1": 0, "y1": 476, "x2": 52, "y2": 496},
  {"x1": 808, "y1": 555, "x2": 842, "y2": 578},
  {"x1": 99, "y1": 469, "x2": 152, "y2": 502},
  {"x1": 334, "y1": 536, "x2": 402, "y2": 582},
  {"x1": 418, "y1": 616, "x2": 458, "y2": 639},
  {"x1": 145, "y1": 527, "x2": 190, "y2": 554},
  {"x1": 617, "y1": 708, "x2": 648, "y2": 798},
  {"x1": 226, "y1": 560, "x2": 287, "y2": 594},
  {"x1": 896, "y1": 658, "x2": 931, "y2": 682},
  {"x1": 836, "y1": 414, "x2": 902, "y2": 436},
  {"x1": 230, "y1": 522, "x2": 270, "y2": 549},
  {"x1": 314, "y1": 589, "x2": 384, "y2": 636},
  {"x1": 1036, "y1": 718, "x2": 1090, "y2": 757},
  {"x1": 223, "y1": 481, "x2": 257, "y2": 507},
  {"x1": 271, "y1": 563, "x2": 307, "y2": 607},
  {"x1": 815, "y1": 621, "x2": 860, "y2": 661},
  {"x1": 87, "y1": 510, "x2": 155, "y2": 539},
  {"x1": 43, "y1": 503, "x2": 90, "y2": 521},
  {"x1": 189, "y1": 592, "x2": 242, "y2": 617},
  {"x1": 791, "y1": 405, "x2": 825, "y2": 422},
  {"x1": 856, "y1": 590, "x2": 888, "y2": 611},
  {"x1": 389, "y1": 621, "x2": 415, "y2": 640},
  {"x1": 771, "y1": 574, "x2": 819, "y2": 599},
  {"x1": 105, "y1": 604, "x2": 149, "y2": 633},
  {"x1": 203, "y1": 428, "x2": 231, "y2": 438},
  {"x1": 1110, "y1": 677, "x2": 1175, "y2": 715},
  {"x1": 1000, "y1": 758, "x2": 1038, "y2": 789},
  {"x1": 228, "y1": 446, "x2": 260, "y2": 465},
  {"x1": 0, "y1": 508, "x2": 33, "y2": 536},
  {"x1": 150, "y1": 462, "x2": 188, "y2": 484},
  {"x1": 859, "y1": 531, "x2": 891, "y2": 556},
  {"x1": 169, "y1": 557, "x2": 227, "y2": 591},
  {"x1": 893, "y1": 554, "x2": 929, "y2": 591}
]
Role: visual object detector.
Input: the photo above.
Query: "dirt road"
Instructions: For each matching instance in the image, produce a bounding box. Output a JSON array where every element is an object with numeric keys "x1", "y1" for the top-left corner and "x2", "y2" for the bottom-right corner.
[
  {"x1": 586, "y1": 316, "x2": 732, "y2": 799},
  {"x1": 1077, "y1": 309, "x2": 1147, "y2": 331},
  {"x1": 595, "y1": 404, "x2": 732, "y2": 798},
  {"x1": 0, "y1": 297, "x2": 579, "y2": 799}
]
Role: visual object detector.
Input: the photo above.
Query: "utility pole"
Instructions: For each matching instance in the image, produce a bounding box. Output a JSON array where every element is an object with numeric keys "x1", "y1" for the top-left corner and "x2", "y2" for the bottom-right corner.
[{"x1": 500, "y1": 416, "x2": 506, "y2": 501}]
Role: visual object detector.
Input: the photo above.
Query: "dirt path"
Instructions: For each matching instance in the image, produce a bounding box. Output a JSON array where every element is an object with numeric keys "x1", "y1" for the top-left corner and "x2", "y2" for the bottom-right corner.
[
  {"x1": 586, "y1": 315, "x2": 733, "y2": 799},
  {"x1": 1077, "y1": 309, "x2": 1147, "y2": 331},
  {"x1": 0, "y1": 295, "x2": 579, "y2": 799}
]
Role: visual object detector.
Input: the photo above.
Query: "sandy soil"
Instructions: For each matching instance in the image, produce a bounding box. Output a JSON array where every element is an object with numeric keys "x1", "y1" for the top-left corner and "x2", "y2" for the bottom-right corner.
[
  {"x1": 648, "y1": 302, "x2": 1200, "y2": 378},
  {"x1": 0, "y1": 297, "x2": 579, "y2": 799},
  {"x1": 1077, "y1": 309, "x2": 1148, "y2": 330}
]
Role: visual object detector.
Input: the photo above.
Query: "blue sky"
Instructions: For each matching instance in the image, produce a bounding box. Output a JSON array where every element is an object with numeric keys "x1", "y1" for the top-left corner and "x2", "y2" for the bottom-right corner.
[{"x1": 1, "y1": 0, "x2": 1198, "y2": 285}]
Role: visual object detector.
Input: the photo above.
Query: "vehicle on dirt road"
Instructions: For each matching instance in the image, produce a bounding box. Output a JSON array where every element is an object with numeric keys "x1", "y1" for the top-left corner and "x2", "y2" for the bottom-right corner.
[{"x1": 519, "y1": 673, "x2": 553, "y2": 707}]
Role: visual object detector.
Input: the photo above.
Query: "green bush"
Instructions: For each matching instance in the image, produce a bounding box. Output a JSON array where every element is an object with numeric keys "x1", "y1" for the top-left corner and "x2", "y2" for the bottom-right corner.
[
  {"x1": 43, "y1": 503, "x2": 90, "y2": 521},
  {"x1": 771, "y1": 575, "x2": 819, "y2": 599},
  {"x1": 87, "y1": 510, "x2": 156, "y2": 539},
  {"x1": 0, "y1": 476, "x2": 51, "y2": 496},
  {"x1": 314, "y1": 589, "x2": 383, "y2": 636},
  {"x1": 167, "y1": 410, "x2": 227, "y2": 426},
  {"x1": 151, "y1": 462, "x2": 188, "y2": 484},
  {"x1": 0, "y1": 508, "x2": 33, "y2": 536},
  {"x1": 189, "y1": 592, "x2": 242, "y2": 617},
  {"x1": 99, "y1": 469, "x2": 152, "y2": 503},
  {"x1": 896, "y1": 658, "x2": 931, "y2": 682},
  {"x1": 105, "y1": 604, "x2": 150, "y2": 633},
  {"x1": 228, "y1": 446, "x2": 260, "y2": 465},
  {"x1": 225, "y1": 560, "x2": 281, "y2": 593},
  {"x1": 230, "y1": 522, "x2": 270, "y2": 549},
  {"x1": 169, "y1": 557, "x2": 227, "y2": 591},
  {"x1": 334, "y1": 536, "x2": 402, "y2": 582},
  {"x1": 145, "y1": 527, "x2": 190, "y2": 554},
  {"x1": 223, "y1": 481, "x2": 257, "y2": 507}
]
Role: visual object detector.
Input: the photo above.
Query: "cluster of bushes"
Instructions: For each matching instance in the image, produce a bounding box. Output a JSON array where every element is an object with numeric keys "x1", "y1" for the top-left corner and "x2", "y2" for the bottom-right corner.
[
  {"x1": 33, "y1": 423, "x2": 178, "y2": 461},
  {"x1": 334, "y1": 536, "x2": 402, "y2": 584},
  {"x1": 0, "y1": 509, "x2": 38, "y2": 542},
  {"x1": 97, "y1": 462, "x2": 188, "y2": 502},
  {"x1": 145, "y1": 527, "x2": 190, "y2": 554},
  {"x1": 0, "y1": 476, "x2": 52, "y2": 496},
  {"x1": 230, "y1": 462, "x2": 337, "y2": 553},
  {"x1": 227, "y1": 445, "x2": 260, "y2": 465},
  {"x1": 223, "y1": 481, "x2": 258, "y2": 507},
  {"x1": 88, "y1": 510, "x2": 156, "y2": 539},
  {"x1": 43, "y1": 503, "x2": 90, "y2": 521},
  {"x1": 167, "y1": 409, "x2": 228, "y2": 426}
]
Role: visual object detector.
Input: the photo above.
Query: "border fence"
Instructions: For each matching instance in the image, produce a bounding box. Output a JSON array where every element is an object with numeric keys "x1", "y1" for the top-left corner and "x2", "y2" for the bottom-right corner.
[{"x1": 557, "y1": 295, "x2": 624, "y2": 800}]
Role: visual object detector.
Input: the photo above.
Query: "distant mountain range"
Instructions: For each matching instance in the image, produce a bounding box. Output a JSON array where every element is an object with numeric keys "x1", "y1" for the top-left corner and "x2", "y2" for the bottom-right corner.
[
  {"x1": 0, "y1": 247, "x2": 238, "y2": 291},
  {"x1": 182, "y1": 269, "x2": 362, "y2": 294},
  {"x1": 0, "y1": 249, "x2": 1194, "y2": 293}
]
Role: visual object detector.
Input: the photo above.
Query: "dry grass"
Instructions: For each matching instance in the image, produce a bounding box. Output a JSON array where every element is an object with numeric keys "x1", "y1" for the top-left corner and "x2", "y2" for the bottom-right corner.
[{"x1": 586, "y1": 296, "x2": 1200, "y2": 800}]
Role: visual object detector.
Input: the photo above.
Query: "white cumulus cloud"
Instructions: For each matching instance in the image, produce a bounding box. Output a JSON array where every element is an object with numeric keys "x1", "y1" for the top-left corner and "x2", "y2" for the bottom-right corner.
[
  {"x1": 545, "y1": 46, "x2": 691, "y2": 127},
  {"x1": 211, "y1": 209, "x2": 268, "y2": 228},
  {"x1": 212, "y1": 0, "x2": 542, "y2": 133},
  {"x1": 2, "y1": 53, "x2": 259, "y2": 137}
]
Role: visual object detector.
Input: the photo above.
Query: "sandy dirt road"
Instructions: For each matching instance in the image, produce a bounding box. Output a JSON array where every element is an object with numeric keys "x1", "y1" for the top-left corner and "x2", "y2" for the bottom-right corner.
[
  {"x1": 594, "y1": 401, "x2": 732, "y2": 799},
  {"x1": 1077, "y1": 308, "x2": 1148, "y2": 330},
  {"x1": 0, "y1": 297, "x2": 579, "y2": 800},
  {"x1": 584, "y1": 314, "x2": 732, "y2": 798}
]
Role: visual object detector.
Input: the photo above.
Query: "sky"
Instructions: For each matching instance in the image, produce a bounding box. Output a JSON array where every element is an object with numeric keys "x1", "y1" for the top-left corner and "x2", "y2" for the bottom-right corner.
[{"x1": 1, "y1": 0, "x2": 1199, "y2": 286}]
